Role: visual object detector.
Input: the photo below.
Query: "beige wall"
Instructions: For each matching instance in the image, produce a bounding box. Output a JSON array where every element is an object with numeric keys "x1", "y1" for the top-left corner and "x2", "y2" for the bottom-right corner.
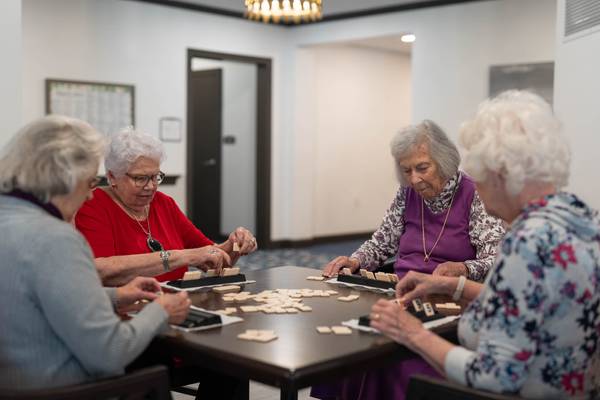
[
  {"x1": 554, "y1": 0, "x2": 600, "y2": 209},
  {"x1": 300, "y1": 45, "x2": 411, "y2": 237},
  {"x1": 14, "y1": 0, "x2": 558, "y2": 241},
  {"x1": 284, "y1": 0, "x2": 557, "y2": 239},
  {"x1": 0, "y1": 0, "x2": 22, "y2": 147}
]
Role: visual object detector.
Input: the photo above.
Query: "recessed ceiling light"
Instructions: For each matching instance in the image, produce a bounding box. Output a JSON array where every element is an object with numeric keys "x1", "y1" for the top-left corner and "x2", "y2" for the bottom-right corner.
[{"x1": 401, "y1": 34, "x2": 416, "y2": 43}]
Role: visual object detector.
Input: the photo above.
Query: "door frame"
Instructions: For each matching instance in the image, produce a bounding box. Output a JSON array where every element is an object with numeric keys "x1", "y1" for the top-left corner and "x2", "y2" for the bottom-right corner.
[{"x1": 187, "y1": 48, "x2": 272, "y2": 247}]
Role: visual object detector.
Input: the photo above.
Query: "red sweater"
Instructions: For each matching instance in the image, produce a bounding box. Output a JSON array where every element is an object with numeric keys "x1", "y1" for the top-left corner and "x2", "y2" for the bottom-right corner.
[{"x1": 75, "y1": 188, "x2": 213, "y2": 282}]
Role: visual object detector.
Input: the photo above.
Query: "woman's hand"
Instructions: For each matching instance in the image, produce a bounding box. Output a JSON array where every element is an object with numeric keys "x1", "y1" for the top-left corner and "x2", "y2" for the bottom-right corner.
[
  {"x1": 433, "y1": 261, "x2": 467, "y2": 277},
  {"x1": 322, "y1": 256, "x2": 360, "y2": 278},
  {"x1": 395, "y1": 271, "x2": 454, "y2": 305},
  {"x1": 155, "y1": 292, "x2": 191, "y2": 324},
  {"x1": 369, "y1": 299, "x2": 426, "y2": 347},
  {"x1": 115, "y1": 276, "x2": 161, "y2": 309},
  {"x1": 225, "y1": 227, "x2": 257, "y2": 255},
  {"x1": 186, "y1": 246, "x2": 232, "y2": 275}
]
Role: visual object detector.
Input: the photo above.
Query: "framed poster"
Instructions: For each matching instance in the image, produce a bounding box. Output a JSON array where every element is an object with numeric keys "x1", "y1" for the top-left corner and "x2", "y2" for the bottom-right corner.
[
  {"x1": 489, "y1": 62, "x2": 554, "y2": 105},
  {"x1": 46, "y1": 79, "x2": 135, "y2": 135},
  {"x1": 159, "y1": 117, "x2": 182, "y2": 142}
]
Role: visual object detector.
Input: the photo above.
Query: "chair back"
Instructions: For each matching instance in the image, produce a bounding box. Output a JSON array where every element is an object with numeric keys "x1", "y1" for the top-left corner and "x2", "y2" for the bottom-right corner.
[{"x1": 0, "y1": 365, "x2": 171, "y2": 400}]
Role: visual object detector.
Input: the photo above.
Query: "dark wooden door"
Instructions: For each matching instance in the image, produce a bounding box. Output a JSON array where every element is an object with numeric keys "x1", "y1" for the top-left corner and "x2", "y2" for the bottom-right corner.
[{"x1": 187, "y1": 69, "x2": 223, "y2": 241}]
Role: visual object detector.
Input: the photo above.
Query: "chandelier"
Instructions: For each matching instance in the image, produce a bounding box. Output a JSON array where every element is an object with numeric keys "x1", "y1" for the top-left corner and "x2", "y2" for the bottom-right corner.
[{"x1": 244, "y1": 0, "x2": 323, "y2": 24}]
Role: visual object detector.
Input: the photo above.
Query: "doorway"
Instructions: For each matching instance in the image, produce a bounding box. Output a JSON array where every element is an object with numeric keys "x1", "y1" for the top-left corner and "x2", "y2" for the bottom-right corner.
[{"x1": 187, "y1": 49, "x2": 271, "y2": 246}]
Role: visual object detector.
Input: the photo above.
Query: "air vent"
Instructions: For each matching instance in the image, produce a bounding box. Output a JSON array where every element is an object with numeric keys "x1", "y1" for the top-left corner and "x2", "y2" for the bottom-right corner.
[{"x1": 565, "y1": 0, "x2": 600, "y2": 37}]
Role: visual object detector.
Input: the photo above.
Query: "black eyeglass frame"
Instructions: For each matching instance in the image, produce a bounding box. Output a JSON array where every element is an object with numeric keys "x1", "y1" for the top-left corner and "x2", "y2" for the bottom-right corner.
[{"x1": 125, "y1": 171, "x2": 166, "y2": 188}]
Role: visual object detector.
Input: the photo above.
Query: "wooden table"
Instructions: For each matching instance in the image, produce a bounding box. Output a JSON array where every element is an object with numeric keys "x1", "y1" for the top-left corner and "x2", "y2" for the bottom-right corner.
[{"x1": 155, "y1": 266, "x2": 458, "y2": 400}]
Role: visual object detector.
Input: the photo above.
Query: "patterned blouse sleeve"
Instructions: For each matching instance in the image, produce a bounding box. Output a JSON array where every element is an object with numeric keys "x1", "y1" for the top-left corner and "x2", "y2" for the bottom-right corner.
[
  {"x1": 464, "y1": 192, "x2": 505, "y2": 282},
  {"x1": 444, "y1": 228, "x2": 553, "y2": 393},
  {"x1": 351, "y1": 188, "x2": 406, "y2": 271}
]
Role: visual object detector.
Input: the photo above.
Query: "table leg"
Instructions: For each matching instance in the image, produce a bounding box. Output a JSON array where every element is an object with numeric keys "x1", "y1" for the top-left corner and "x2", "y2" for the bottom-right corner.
[{"x1": 280, "y1": 385, "x2": 298, "y2": 400}]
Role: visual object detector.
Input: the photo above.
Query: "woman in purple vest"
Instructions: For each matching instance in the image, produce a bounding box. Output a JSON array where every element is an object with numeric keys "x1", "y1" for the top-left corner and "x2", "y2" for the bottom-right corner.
[{"x1": 313, "y1": 120, "x2": 505, "y2": 400}]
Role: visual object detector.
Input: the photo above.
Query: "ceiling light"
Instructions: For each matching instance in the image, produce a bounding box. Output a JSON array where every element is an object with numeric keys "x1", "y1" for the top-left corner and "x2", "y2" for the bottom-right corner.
[
  {"x1": 401, "y1": 34, "x2": 416, "y2": 43},
  {"x1": 244, "y1": 0, "x2": 322, "y2": 24}
]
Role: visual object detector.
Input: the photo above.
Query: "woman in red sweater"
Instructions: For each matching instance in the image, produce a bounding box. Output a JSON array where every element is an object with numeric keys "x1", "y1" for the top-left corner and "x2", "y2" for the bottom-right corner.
[{"x1": 75, "y1": 128, "x2": 257, "y2": 286}]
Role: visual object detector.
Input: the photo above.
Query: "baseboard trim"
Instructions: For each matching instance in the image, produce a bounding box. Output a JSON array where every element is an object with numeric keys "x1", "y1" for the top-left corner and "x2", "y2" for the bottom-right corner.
[{"x1": 268, "y1": 232, "x2": 371, "y2": 249}]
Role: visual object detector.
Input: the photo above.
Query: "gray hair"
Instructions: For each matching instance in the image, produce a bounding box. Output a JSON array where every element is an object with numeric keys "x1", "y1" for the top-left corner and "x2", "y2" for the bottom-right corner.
[
  {"x1": 104, "y1": 127, "x2": 165, "y2": 178},
  {"x1": 0, "y1": 115, "x2": 105, "y2": 202},
  {"x1": 460, "y1": 90, "x2": 570, "y2": 196},
  {"x1": 390, "y1": 120, "x2": 460, "y2": 186}
]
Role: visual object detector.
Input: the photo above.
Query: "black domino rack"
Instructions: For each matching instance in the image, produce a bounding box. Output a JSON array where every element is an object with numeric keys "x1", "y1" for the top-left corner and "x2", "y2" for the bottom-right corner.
[
  {"x1": 358, "y1": 301, "x2": 445, "y2": 327},
  {"x1": 337, "y1": 274, "x2": 396, "y2": 290},
  {"x1": 167, "y1": 274, "x2": 247, "y2": 289}
]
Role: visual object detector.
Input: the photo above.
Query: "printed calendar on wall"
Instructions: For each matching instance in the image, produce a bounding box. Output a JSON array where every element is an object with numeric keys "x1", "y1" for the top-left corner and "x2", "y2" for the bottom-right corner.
[{"x1": 46, "y1": 79, "x2": 135, "y2": 135}]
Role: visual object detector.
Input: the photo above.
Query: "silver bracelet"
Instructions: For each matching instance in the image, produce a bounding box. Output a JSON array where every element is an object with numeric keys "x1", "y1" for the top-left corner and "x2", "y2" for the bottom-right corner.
[
  {"x1": 452, "y1": 275, "x2": 467, "y2": 301},
  {"x1": 160, "y1": 250, "x2": 171, "y2": 272}
]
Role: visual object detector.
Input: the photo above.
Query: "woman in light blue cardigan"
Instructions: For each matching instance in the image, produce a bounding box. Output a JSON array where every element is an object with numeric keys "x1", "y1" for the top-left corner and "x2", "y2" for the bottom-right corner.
[{"x1": 0, "y1": 115, "x2": 191, "y2": 389}]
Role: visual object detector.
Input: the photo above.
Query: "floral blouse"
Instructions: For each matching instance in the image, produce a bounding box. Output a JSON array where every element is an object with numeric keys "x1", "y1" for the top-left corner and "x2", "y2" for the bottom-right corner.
[
  {"x1": 351, "y1": 173, "x2": 505, "y2": 281},
  {"x1": 445, "y1": 192, "x2": 600, "y2": 399}
]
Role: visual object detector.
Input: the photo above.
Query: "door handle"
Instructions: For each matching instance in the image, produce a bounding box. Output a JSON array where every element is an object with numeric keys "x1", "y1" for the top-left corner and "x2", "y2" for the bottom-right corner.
[{"x1": 202, "y1": 158, "x2": 217, "y2": 166}]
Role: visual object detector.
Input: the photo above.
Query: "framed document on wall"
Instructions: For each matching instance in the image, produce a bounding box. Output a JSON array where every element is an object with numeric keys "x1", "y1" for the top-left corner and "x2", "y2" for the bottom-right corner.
[{"x1": 46, "y1": 79, "x2": 135, "y2": 135}]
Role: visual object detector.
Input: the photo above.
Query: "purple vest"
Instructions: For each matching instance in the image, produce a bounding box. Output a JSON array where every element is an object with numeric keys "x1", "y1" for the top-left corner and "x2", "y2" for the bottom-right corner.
[{"x1": 394, "y1": 174, "x2": 476, "y2": 277}]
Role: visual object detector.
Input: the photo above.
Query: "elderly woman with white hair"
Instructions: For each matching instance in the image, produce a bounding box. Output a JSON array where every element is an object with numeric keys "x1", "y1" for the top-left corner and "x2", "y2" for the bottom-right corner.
[
  {"x1": 322, "y1": 120, "x2": 504, "y2": 282},
  {"x1": 75, "y1": 128, "x2": 257, "y2": 286},
  {"x1": 0, "y1": 116, "x2": 190, "y2": 389},
  {"x1": 314, "y1": 121, "x2": 505, "y2": 400},
  {"x1": 371, "y1": 91, "x2": 600, "y2": 398}
]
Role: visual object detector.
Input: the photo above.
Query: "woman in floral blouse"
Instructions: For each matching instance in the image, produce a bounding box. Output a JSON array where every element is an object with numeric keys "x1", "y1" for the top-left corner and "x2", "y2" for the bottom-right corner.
[
  {"x1": 371, "y1": 90, "x2": 600, "y2": 398},
  {"x1": 314, "y1": 121, "x2": 504, "y2": 400}
]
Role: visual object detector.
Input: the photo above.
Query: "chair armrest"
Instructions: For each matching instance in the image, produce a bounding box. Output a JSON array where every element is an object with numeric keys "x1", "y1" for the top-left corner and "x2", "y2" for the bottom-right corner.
[
  {"x1": 407, "y1": 374, "x2": 523, "y2": 400},
  {"x1": 0, "y1": 365, "x2": 171, "y2": 400}
]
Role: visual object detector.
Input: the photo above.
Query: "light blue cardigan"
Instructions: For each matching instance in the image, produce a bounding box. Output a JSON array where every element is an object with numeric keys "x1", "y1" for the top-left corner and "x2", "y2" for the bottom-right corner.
[{"x1": 0, "y1": 194, "x2": 169, "y2": 389}]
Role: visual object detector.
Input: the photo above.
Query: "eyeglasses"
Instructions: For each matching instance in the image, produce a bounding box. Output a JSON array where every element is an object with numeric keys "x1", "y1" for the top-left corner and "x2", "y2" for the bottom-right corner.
[
  {"x1": 147, "y1": 237, "x2": 164, "y2": 252},
  {"x1": 125, "y1": 172, "x2": 166, "y2": 188},
  {"x1": 89, "y1": 176, "x2": 102, "y2": 190}
]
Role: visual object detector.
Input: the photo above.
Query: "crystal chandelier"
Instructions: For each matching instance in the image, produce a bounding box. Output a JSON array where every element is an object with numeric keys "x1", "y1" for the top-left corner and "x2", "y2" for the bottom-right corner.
[{"x1": 244, "y1": 0, "x2": 323, "y2": 24}]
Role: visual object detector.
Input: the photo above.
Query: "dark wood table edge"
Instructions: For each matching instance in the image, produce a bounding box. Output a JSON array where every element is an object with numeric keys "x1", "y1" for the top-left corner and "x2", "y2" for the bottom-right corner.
[{"x1": 152, "y1": 319, "x2": 459, "y2": 391}]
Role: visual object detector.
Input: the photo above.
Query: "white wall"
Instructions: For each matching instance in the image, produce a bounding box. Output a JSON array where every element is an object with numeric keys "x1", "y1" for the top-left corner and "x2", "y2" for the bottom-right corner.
[
  {"x1": 19, "y1": 0, "x2": 557, "y2": 242},
  {"x1": 191, "y1": 58, "x2": 257, "y2": 235},
  {"x1": 281, "y1": 0, "x2": 557, "y2": 239},
  {"x1": 21, "y1": 0, "x2": 290, "y2": 237},
  {"x1": 0, "y1": 0, "x2": 22, "y2": 147},
  {"x1": 292, "y1": 45, "x2": 411, "y2": 237},
  {"x1": 554, "y1": 0, "x2": 600, "y2": 209}
]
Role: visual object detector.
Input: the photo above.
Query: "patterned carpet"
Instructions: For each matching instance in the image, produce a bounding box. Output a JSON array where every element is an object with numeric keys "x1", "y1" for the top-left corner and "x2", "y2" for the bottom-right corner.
[{"x1": 235, "y1": 239, "x2": 367, "y2": 272}]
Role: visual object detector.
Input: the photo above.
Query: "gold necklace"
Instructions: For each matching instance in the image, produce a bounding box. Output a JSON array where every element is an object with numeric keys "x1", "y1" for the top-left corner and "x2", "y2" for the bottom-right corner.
[
  {"x1": 109, "y1": 188, "x2": 153, "y2": 238},
  {"x1": 421, "y1": 188, "x2": 457, "y2": 262}
]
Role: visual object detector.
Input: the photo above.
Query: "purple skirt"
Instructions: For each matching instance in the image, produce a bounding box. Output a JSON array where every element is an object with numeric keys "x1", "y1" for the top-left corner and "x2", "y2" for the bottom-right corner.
[{"x1": 310, "y1": 356, "x2": 441, "y2": 400}]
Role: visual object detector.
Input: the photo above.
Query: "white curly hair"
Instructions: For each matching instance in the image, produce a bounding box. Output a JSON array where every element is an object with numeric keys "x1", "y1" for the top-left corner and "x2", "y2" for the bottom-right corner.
[
  {"x1": 459, "y1": 90, "x2": 570, "y2": 196},
  {"x1": 104, "y1": 127, "x2": 165, "y2": 178}
]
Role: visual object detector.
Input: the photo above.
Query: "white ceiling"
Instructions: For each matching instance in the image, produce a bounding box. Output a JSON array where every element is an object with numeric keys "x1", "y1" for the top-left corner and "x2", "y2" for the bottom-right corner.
[{"x1": 165, "y1": 0, "x2": 438, "y2": 17}]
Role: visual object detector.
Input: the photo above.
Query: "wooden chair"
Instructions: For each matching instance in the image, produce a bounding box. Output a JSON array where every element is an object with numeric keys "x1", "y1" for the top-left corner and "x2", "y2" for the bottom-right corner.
[
  {"x1": 0, "y1": 365, "x2": 171, "y2": 400},
  {"x1": 407, "y1": 374, "x2": 523, "y2": 400}
]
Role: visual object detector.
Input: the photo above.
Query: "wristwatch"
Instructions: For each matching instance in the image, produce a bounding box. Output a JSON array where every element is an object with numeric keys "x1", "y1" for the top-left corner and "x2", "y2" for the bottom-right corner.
[{"x1": 160, "y1": 250, "x2": 171, "y2": 272}]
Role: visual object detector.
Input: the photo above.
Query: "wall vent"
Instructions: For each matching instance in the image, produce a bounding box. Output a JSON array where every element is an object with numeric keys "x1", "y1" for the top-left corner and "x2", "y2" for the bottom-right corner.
[{"x1": 565, "y1": 0, "x2": 600, "y2": 37}]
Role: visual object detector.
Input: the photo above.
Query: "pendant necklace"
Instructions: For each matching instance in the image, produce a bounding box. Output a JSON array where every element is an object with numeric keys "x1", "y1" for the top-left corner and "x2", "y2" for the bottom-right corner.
[{"x1": 421, "y1": 188, "x2": 457, "y2": 262}]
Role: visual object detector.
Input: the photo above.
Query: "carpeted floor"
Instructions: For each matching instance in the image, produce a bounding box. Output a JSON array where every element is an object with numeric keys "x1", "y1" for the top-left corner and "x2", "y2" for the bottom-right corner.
[{"x1": 235, "y1": 239, "x2": 367, "y2": 272}]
